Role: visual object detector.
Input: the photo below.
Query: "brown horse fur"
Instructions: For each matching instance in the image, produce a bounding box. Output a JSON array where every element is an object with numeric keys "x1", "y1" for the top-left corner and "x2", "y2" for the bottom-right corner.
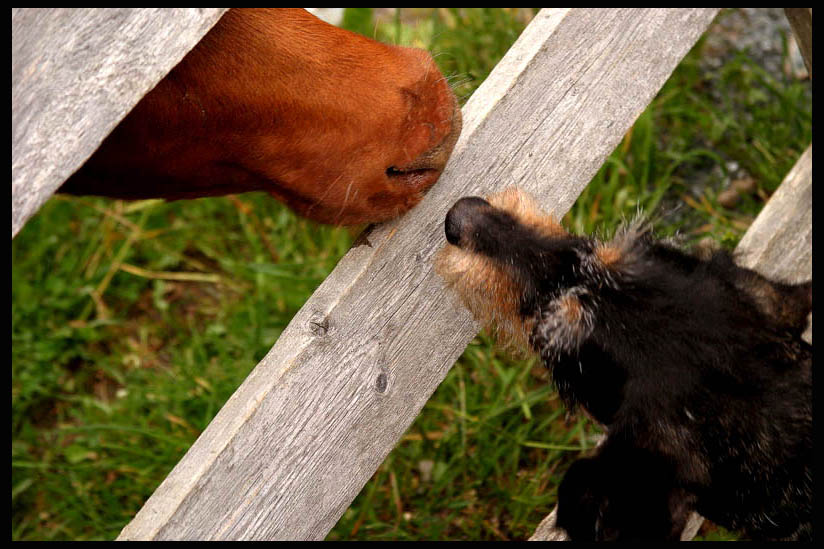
[{"x1": 60, "y1": 8, "x2": 461, "y2": 226}]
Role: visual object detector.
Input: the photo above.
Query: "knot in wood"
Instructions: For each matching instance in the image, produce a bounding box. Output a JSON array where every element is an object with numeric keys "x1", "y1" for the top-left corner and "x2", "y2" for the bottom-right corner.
[
  {"x1": 374, "y1": 372, "x2": 388, "y2": 393},
  {"x1": 308, "y1": 313, "x2": 330, "y2": 337}
]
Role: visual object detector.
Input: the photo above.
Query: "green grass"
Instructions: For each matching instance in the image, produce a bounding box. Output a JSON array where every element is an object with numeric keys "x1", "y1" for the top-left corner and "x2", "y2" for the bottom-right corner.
[
  {"x1": 12, "y1": 195, "x2": 356, "y2": 539},
  {"x1": 11, "y1": 8, "x2": 811, "y2": 541}
]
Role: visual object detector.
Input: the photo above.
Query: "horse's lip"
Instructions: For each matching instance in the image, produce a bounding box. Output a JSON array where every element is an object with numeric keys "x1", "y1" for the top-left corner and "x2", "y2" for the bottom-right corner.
[
  {"x1": 386, "y1": 165, "x2": 439, "y2": 177},
  {"x1": 385, "y1": 166, "x2": 441, "y2": 192}
]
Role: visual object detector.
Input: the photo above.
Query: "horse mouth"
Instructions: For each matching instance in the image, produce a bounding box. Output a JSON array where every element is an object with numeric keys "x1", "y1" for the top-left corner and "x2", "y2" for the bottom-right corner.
[
  {"x1": 385, "y1": 165, "x2": 441, "y2": 188},
  {"x1": 386, "y1": 99, "x2": 462, "y2": 189}
]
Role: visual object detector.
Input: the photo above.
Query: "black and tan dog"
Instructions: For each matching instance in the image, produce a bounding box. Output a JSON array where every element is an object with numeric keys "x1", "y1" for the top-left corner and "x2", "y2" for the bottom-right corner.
[{"x1": 435, "y1": 188, "x2": 811, "y2": 541}]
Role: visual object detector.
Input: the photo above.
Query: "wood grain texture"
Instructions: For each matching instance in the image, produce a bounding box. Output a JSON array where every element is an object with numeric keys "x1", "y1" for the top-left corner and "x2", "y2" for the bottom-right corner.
[
  {"x1": 736, "y1": 144, "x2": 813, "y2": 343},
  {"x1": 736, "y1": 145, "x2": 812, "y2": 283},
  {"x1": 11, "y1": 8, "x2": 228, "y2": 238},
  {"x1": 784, "y1": 8, "x2": 812, "y2": 77},
  {"x1": 117, "y1": 8, "x2": 719, "y2": 541}
]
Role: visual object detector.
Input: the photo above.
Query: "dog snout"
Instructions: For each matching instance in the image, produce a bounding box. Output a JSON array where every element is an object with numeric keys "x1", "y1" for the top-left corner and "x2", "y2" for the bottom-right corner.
[{"x1": 445, "y1": 196, "x2": 490, "y2": 247}]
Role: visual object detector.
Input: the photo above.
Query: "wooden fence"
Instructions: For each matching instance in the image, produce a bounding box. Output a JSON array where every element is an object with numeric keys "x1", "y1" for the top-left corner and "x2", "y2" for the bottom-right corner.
[
  {"x1": 12, "y1": 8, "x2": 811, "y2": 541},
  {"x1": 11, "y1": 8, "x2": 227, "y2": 238}
]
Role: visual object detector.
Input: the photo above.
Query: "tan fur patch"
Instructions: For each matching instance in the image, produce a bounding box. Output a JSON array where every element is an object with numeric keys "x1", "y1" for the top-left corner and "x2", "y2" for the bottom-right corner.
[
  {"x1": 435, "y1": 240, "x2": 534, "y2": 352},
  {"x1": 595, "y1": 221, "x2": 648, "y2": 276},
  {"x1": 595, "y1": 245, "x2": 623, "y2": 268},
  {"x1": 434, "y1": 187, "x2": 565, "y2": 353},
  {"x1": 559, "y1": 294, "x2": 582, "y2": 324}
]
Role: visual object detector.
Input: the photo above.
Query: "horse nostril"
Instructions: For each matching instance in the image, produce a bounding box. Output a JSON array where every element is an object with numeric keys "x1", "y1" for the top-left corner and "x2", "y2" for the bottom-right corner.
[{"x1": 389, "y1": 60, "x2": 462, "y2": 188}]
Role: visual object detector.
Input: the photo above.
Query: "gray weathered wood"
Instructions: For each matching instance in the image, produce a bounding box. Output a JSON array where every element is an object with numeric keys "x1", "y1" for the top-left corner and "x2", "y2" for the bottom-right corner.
[
  {"x1": 737, "y1": 144, "x2": 813, "y2": 343},
  {"x1": 11, "y1": 8, "x2": 228, "y2": 239},
  {"x1": 117, "y1": 8, "x2": 719, "y2": 541},
  {"x1": 784, "y1": 8, "x2": 812, "y2": 77},
  {"x1": 736, "y1": 149, "x2": 812, "y2": 283},
  {"x1": 736, "y1": 145, "x2": 812, "y2": 284}
]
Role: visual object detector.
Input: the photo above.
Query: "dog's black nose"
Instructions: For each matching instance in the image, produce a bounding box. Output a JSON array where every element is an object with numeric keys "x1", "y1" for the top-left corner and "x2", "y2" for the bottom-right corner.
[{"x1": 444, "y1": 196, "x2": 490, "y2": 247}]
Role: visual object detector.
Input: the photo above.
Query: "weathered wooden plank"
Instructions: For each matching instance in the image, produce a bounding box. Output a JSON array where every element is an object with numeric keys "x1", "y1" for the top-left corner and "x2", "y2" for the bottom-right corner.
[
  {"x1": 784, "y1": 8, "x2": 812, "y2": 77},
  {"x1": 529, "y1": 146, "x2": 812, "y2": 542},
  {"x1": 11, "y1": 8, "x2": 228, "y2": 238},
  {"x1": 117, "y1": 8, "x2": 719, "y2": 540},
  {"x1": 736, "y1": 145, "x2": 812, "y2": 284},
  {"x1": 737, "y1": 144, "x2": 813, "y2": 343}
]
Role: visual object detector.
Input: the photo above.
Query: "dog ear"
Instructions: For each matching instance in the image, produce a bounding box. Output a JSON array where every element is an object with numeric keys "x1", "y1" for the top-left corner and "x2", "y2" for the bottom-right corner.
[
  {"x1": 744, "y1": 277, "x2": 811, "y2": 335},
  {"x1": 710, "y1": 252, "x2": 811, "y2": 335}
]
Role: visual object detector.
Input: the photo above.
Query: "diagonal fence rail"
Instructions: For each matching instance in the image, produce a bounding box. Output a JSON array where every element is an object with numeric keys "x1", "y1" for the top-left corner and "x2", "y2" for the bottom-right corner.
[{"x1": 11, "y1": 8, "x2": 228, "y2": 239}]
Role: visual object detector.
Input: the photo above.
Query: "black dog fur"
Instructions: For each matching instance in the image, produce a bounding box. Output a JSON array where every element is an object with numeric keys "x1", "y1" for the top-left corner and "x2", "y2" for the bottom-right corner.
[{"x1": 436, "y1": 189, "x2": 811, "y2": 541}]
